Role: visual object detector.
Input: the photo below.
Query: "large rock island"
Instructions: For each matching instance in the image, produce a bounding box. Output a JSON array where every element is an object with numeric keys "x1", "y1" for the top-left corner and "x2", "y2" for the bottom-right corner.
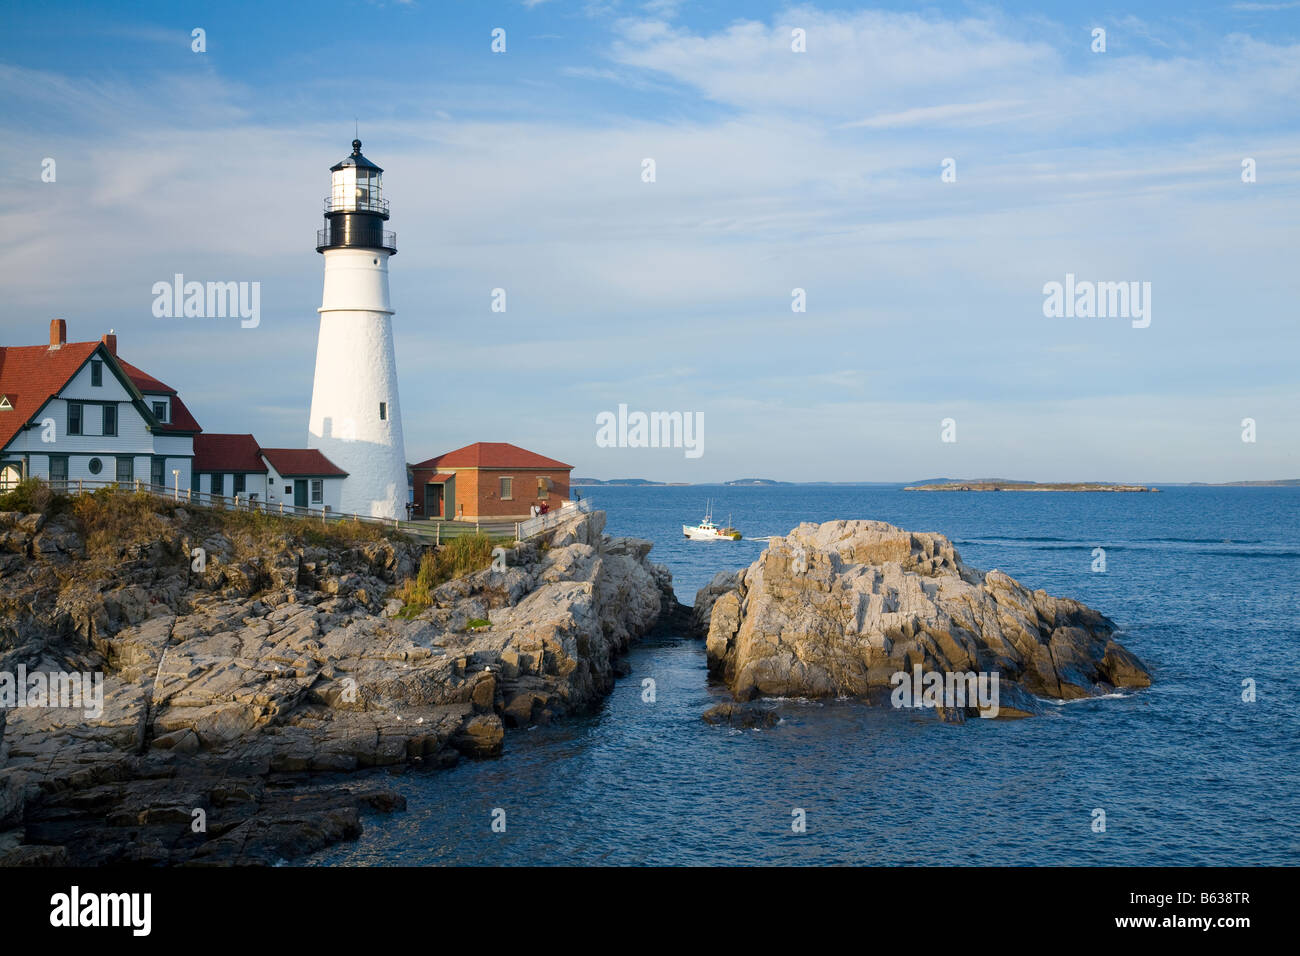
[
  {"x1": 0, "y1": 489, "x2": 674, "y2": 864},
  {"x1": 696, "y1": 520, "x2": 1150, "y2": 720}
]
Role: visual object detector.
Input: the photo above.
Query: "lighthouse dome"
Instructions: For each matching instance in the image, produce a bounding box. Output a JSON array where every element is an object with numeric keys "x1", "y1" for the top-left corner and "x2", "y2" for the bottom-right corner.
[
  {"x1": 318, "y1": 138, "x2": 395, "y2": 253},
  {"x1": 330, "y1": 139, "x2": 384, "y2": 173}
]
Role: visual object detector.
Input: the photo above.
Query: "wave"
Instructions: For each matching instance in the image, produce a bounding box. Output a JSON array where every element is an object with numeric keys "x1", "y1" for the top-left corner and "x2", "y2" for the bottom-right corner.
[
  {"x1": 956, "y1": 535, "x2": 1075, "y2": 543},
  {"x1": 957, "y1": 535, "x2": 1264, "y2": 545},
  {"x1": 1041, "y1": 692, "x2": 1133, "y2": 705},
  {"x1": 956, "y1": 539, "x2": 1296, "y2": 558},
  {"x1": 765, "y1": 696, "x2": 826, "y2": 706}
]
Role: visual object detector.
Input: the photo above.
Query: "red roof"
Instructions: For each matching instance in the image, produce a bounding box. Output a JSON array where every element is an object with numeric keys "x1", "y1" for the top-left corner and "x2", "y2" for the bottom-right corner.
[
  {"x1": 194, "y1": 434, "x2": 267, "y2": 473},
  {"x1": 0, "y1": 335, "x2": 204, "y2": 448},
  {"x1": 260, "y1": 448, "x2": 347, "y2": 478},
  {"x1": 427, "y1": 473, "x2": 454, "y2": 483},
  {"x1": 116, "y1": 360, "x2": 172, "y2": 394},
  {"x1": 0, "y1": 341, "x2": 99, "y2": 448},
  {"x1": 413, "y1": 442, "x2": 572, "y2": 471},
  {"x1": 117, "y1": 359, "x2": 202, "y2": 434}
]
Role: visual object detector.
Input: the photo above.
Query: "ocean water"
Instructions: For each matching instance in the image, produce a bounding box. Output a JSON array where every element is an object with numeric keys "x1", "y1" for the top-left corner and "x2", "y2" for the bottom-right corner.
[{"x1": 307, "y1": 485, "x2": 1300, "y2": 866}]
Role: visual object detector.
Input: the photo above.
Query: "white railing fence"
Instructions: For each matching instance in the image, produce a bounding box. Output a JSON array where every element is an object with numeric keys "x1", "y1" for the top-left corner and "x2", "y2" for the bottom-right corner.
[{"x1": 515, "y1": 497, "x2": 592, "y2": 541}]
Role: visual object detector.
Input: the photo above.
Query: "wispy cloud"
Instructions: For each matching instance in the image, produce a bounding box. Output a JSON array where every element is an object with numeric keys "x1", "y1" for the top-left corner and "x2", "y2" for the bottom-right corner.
[
  {"x1": 1230, "y1": 1, "x2": 1300, "y2": 10},
  {"x1": 2, "y1": 4, "x2": 1298, "y2": 480},
  {"x1": 842, "y1": 99, "x2": 1030, "y2": 130}
]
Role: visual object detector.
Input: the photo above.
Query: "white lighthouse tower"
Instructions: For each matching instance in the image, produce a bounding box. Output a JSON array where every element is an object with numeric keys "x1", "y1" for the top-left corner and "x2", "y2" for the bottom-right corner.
[{"x1": 308, "y1": 139, "x2": 408, "y2": 519}]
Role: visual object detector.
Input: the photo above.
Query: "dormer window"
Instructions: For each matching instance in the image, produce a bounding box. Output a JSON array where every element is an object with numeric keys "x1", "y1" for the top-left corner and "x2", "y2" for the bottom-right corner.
[
  {"x1": 152, "y1": 400, "x2": 168, "y2": 423},
  {"x1": 90, "y1": 360, "x2": 103, "y2": 387}
]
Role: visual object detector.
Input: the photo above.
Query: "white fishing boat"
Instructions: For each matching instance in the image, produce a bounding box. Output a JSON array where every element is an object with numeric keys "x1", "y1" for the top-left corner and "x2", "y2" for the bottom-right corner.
[{"x1": 683, "y1": 501, "x2": 741, "y2": 541}]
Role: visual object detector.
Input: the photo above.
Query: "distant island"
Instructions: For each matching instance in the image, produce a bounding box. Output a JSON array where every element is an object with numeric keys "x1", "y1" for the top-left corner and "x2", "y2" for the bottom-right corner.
[
  {"x1": 905, "y1": 480, "x2": 1158, "y2": 492},
  {"x1": 570, "y1": 477, "x2": 668, "y2": 486},
  {"x1": 1184, "y1": 479, "x2": 1300, "y2": 487},
  {"x1": 723, "y1": 478, "x2": 791, "y2": 486}
]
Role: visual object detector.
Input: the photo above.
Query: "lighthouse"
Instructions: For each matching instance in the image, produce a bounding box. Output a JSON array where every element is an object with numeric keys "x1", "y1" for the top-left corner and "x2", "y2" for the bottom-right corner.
[{"x1": 308, "y1": 139, "x2": 408, "y2": 519}]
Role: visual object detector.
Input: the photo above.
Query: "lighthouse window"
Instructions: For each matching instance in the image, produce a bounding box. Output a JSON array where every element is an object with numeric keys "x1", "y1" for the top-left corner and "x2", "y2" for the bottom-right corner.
[
  {"x1": 379, "y1": 402, "x2": 387, "y2": 421},
  {"x1": 356, "y1": 169, "x2": 378, "y2": 207}
]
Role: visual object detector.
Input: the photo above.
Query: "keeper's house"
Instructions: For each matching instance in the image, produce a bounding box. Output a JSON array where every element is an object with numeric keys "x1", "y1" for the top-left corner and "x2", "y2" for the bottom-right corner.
[
  {"x1": 192, "y1": 433, "x2": 268, "y2": 501},
  {"x1": 260, "y1": 448, "x2": 347, "y2": 514},
  {"x1": 0, "y1": 320, "x2": 201, "y2": 491},
  {"x1": 410, "y1": 442, "x2": 571, "y2": 521},
  {"x1": 194, "y1": 434, "x2": 347, "y2": 514}
]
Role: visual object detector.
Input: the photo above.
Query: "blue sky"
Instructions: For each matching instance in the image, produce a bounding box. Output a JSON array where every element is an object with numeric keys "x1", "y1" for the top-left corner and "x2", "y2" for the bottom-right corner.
[{"x1": 2, "y1": 0, "x2": 1298, "y2": 482}]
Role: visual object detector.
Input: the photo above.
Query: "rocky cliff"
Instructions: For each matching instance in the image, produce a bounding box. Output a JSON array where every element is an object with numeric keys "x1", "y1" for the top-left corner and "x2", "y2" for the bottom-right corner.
[
  {"x1": 696, "y1": 520, "x2": 1150, "y2": 720},
  {"x1": 0, "y1": 497, "x2": 673, "y2": 864}
]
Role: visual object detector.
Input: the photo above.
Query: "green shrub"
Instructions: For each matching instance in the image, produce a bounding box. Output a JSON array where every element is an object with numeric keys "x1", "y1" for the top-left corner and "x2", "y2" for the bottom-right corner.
[
  {"x1": 393, "y1": 534, "x2": 513, "y2": 614},
  {"x1": 0, "y1": 477, "x2": 59, "y2": 515}
]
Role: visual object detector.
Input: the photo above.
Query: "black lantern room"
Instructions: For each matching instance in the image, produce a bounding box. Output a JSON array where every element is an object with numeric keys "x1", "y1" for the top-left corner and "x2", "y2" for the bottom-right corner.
[{"x1": 316, "y1": 139, "x2": 397, "y2": 255}]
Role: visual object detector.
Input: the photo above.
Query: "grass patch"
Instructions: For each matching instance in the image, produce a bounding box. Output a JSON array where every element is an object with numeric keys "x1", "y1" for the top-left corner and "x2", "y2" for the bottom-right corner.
[
  {"x1": 301, "y1": 516, "x2": 400, "y2": 547},
  {"x1": 72, "y1": 486, "x2": 175, "y2": 559},
  {"x1": 1, "y1": 479, "x2": 403, "y2": 560},
  {"x1": 209, "y1": 507, "x2": 400, "y2": 548},
  {"x1": 393, "y1": 533, "x2": 514, "y2": 614}
]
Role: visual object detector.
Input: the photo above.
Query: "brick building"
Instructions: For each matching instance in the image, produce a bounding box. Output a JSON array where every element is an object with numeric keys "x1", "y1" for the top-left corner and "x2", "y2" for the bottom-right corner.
[{"x1": 410, "y1": 442, "x2": 572, "y2": 521}]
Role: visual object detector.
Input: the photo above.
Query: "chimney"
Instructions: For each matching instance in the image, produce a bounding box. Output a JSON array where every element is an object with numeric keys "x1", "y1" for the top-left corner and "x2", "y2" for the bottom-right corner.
[
  {"x1": 101, "y1": 332, "x2": 117, "y2": 356},
  {"x1": 49, "y1": 318, "x2": 66, "y2": 349}
]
